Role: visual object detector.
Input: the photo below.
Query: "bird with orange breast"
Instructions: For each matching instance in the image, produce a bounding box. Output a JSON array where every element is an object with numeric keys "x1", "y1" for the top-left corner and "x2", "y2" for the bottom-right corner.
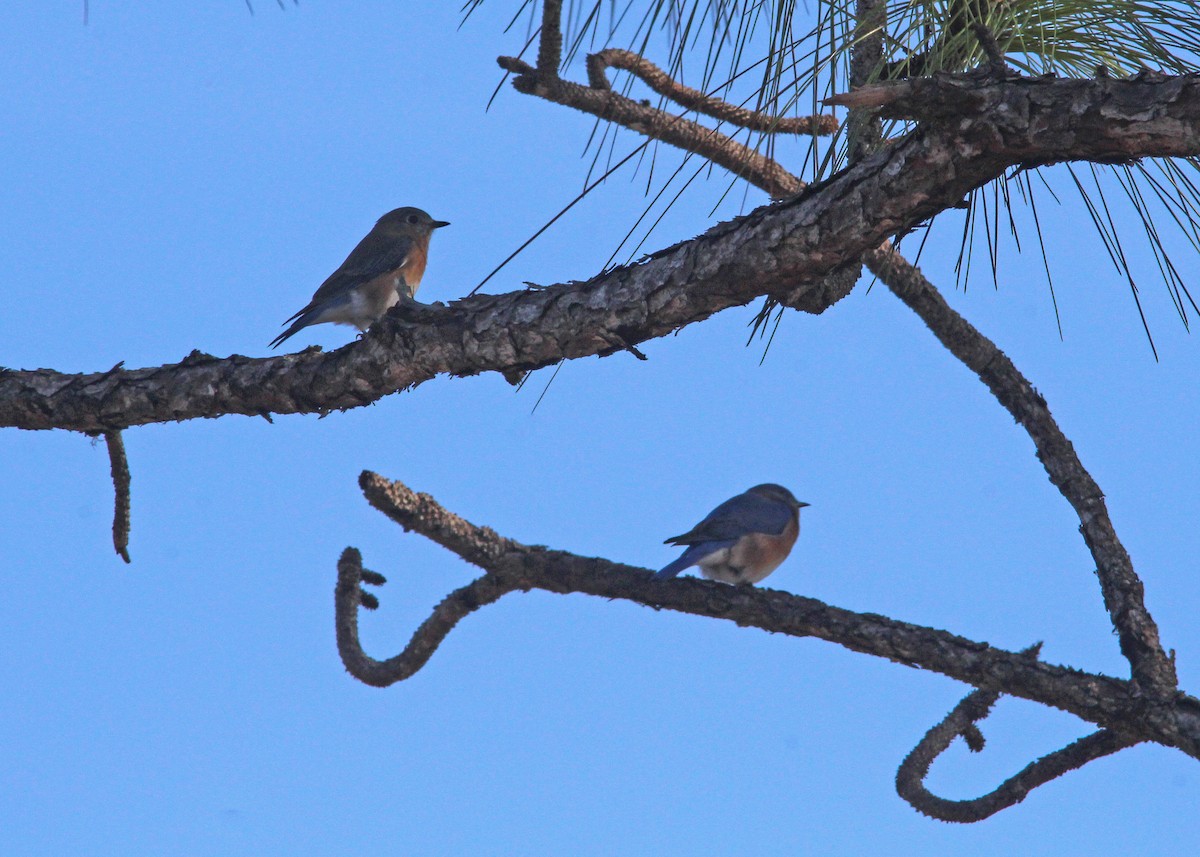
[
  {"x1": 656, "y1": 484, "x2": 809, "y2": 585},
  {"x1": 270, "y1": 206, "x2": 449, "y2": 349}
]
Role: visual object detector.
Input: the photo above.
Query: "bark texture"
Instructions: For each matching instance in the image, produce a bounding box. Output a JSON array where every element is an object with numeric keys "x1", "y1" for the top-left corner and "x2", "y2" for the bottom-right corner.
[
  {"x1": 7, "y1": 73, "x2": 1200, "y2": 432},
  {"x1": 342, "y1": 473, "x2": 1200, "y2": 759}
]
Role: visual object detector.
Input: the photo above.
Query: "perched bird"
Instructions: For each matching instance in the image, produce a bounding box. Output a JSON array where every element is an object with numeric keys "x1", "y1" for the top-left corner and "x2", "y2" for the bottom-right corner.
[
  {"x1": 656, "y1": 484, "x2": 809, "y2": 585},
  {"x1": 270, "y1": 206, "x2": 449, "y2": 349}
]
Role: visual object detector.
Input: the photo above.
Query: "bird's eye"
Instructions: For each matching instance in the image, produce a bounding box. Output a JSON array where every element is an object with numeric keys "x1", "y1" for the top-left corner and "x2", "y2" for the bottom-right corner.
[{"x1": 407, "y1": 215, "x2": 419, "y2": 224}]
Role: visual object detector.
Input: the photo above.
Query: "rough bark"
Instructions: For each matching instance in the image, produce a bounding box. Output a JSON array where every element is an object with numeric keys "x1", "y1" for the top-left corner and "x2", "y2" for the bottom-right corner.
[
  {"x1": 342, "y1": 472, "x2": 1200, "y2": 759},
  {"x1": 7, "y1": 73, "x2": 1200, "y2": 432}
]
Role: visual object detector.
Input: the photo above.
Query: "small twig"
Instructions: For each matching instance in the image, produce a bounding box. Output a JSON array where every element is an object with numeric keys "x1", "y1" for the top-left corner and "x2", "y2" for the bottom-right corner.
[
  {"x1": 969, "y1": 22, "x2": 1007, "y2": 74},
  {"x1": 335, "y1": 547, "x2": 519, "y2": 687},
  {"x1": 497, "y1": 53, "x2": 805, "y2": 198},
  {"x1": 824, "y1": 82, "x2": 912, "y2": 110},
  {"x1": 103, "y1": 430, "x2": 131, "y2": 564},
  {"x1": 586, "y1": 49, "x2": 838, "y2": 136}
]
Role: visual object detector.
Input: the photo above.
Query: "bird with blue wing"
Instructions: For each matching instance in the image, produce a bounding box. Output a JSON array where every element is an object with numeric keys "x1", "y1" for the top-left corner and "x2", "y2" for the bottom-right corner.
[
  {"x1": 657, "y1": 484, "x2": 809, "y2": 585},
  {"x1": 270, "y1": 206, "x2": 449, "y2": 349}
]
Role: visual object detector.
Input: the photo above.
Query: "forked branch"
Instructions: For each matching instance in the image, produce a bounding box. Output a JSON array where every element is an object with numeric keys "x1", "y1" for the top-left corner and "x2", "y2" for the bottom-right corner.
[
  {"x1": 339, "y1": 471, "x2": 1200, "y2": 762},
  {"x1": 495, "y1": 53, "x2": 811, "y2": 198},
  {"x1": 474, "y1": 0, "x2": 1185, "y2": 814},
  {"x1": 584, "y1": 48, "x2": 839, "y2": 136},
  {"x1": 499, "y1": 0, "x2": 1178, "y2": 696}
]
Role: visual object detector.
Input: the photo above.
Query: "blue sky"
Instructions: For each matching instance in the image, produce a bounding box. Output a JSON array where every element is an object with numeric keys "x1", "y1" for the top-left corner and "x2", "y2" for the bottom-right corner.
[{"x1": 2, "y1": 3, "x2": 1200, "y2": 854}]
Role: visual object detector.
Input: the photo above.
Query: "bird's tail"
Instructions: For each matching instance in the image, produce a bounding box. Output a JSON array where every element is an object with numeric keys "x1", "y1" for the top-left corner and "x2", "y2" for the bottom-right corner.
[
  {"x1": 655, "y1": 554, "x2": 696, "y2": 579},
  {"x1": 655, "y1": 540, "x2": 735, "y2": 579},
  {"x1": 269, "y1": 310, "x2": 316, "y2": 349},
  {"x1": 655, "y1": 543, "x2": 711, "y2": 579}
]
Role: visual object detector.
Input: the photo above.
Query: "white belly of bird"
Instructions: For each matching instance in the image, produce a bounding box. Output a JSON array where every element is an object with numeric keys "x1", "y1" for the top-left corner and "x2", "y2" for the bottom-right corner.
[
  {"x1": 697, "y1": 541, "x2": 787, "y2": 585},
  {"x1": 382, "y1": 280, "x2": 402, "y2": 309}
]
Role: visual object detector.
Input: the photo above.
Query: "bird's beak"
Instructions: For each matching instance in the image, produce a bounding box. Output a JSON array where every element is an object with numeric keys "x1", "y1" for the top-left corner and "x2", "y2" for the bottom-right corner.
[
  {"x1": 796, "y1": 501, "x2": 811, "y2": 509},
  {"x1": 432, "y1": 220, "x2": 450, "y2": 229}
]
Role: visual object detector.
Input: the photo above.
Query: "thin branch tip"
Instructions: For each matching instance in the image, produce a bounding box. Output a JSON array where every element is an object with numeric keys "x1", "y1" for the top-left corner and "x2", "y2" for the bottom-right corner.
[
  {"x1": 103, "y1": 430, "x2": 132, "y2": 564},
  {"x1": 586, "y1": 48, "x2": 838, "y2": 136},
  {"x1": 535, "y1": 0, "x2": 561, "y2": 75},
  {"x1": 497, "y1": 55, "x2": 535, "y2": 75},
  {"x1": 824, "y1": 84, "x2": 909, "y2": 109}
]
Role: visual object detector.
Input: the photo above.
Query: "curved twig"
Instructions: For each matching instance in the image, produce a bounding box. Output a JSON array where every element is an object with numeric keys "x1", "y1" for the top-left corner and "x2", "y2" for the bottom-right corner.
[
  {"x1": 897, "y1": 669, "x2": 1141, "y2": 822},
  {"x1": 585, "y1": 48, "x2": 838, "y2": 136},
  {"x1": 349, "y1": 471, "x2": 1200, "y2": 758},
  {"x1": 497, "y1": 54, "x2": 807, "y2": 198},
  {"x1": 335, "y1": 547, "x2": 520, "y2": 687}
]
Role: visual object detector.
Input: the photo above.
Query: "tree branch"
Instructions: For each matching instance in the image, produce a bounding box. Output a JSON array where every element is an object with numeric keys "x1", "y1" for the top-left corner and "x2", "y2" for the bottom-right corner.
[
  {"x1": 826, "y1": 65, "x2": 1188, "y2": 132},
  {"x1": 10, "y1": 72, "x2": 1200, "y2": 432},
  {"x1": 346, "y1": 471, "x2": 1200, "y2": 759},
  {"x1": 496, "y1": 53, "x2": 808, "y2": 197},
  {"x1": 584, "y1": 48, "x2": 839, "y2": 136},
  {"x1": 822, "y1": 30, "x2": 1173, "y2": 722},
  {"x1": 882, "y1": 256, "x2": 1177, "y2": 694},
  {"x1": 847, "y1": 0, "x2": 887, "y2": 161},
  {"x1": 833, "y1": 12, "x2": 1146, "y2": 813},
  {"x1": 897, "y1": 676, "x2": 1140, "y2": 822},
  {"x1": 536, "y1": 0, "x2": 562, "y2": 74},
  {"x1": 335, "y1": 547, "x2": 519, "y2": 688}
]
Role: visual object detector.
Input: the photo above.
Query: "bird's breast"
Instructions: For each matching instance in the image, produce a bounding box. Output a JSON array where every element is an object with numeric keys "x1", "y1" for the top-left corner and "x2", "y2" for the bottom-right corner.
[
  {"x1": 398, "y1": 243, "x2": 429, "y2": 297},
  {"x1": 700, "y1": 518, "x2": 799, "y2": 585}
]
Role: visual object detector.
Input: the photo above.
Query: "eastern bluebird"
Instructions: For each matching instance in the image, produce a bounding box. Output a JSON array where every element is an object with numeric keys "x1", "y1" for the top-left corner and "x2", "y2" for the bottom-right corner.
[
  {"x1": 270, "y1": 206, "x2": 449, "y2": 349},
  {"x1": 656, "y1": 484, "x2": 809, "y2": 585}
]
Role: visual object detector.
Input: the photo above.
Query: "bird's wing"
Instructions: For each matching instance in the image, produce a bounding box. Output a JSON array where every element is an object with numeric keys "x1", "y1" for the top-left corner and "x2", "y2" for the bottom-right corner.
[
  {"x1": 664, "y1": 493, "x2": 791, "y2": 545},
  {"x1": 307, "y1": 231, "x2": 416, "y2": 306}
]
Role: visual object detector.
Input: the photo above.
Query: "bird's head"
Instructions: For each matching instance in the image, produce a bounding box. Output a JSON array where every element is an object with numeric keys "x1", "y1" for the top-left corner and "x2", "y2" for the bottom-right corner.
[
  {"x1": 377, "y1": 206, "x2": 451, "y2": 234},
  {"x1": 747, "y1": 483, "x2": 810, "y2": 511}
]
